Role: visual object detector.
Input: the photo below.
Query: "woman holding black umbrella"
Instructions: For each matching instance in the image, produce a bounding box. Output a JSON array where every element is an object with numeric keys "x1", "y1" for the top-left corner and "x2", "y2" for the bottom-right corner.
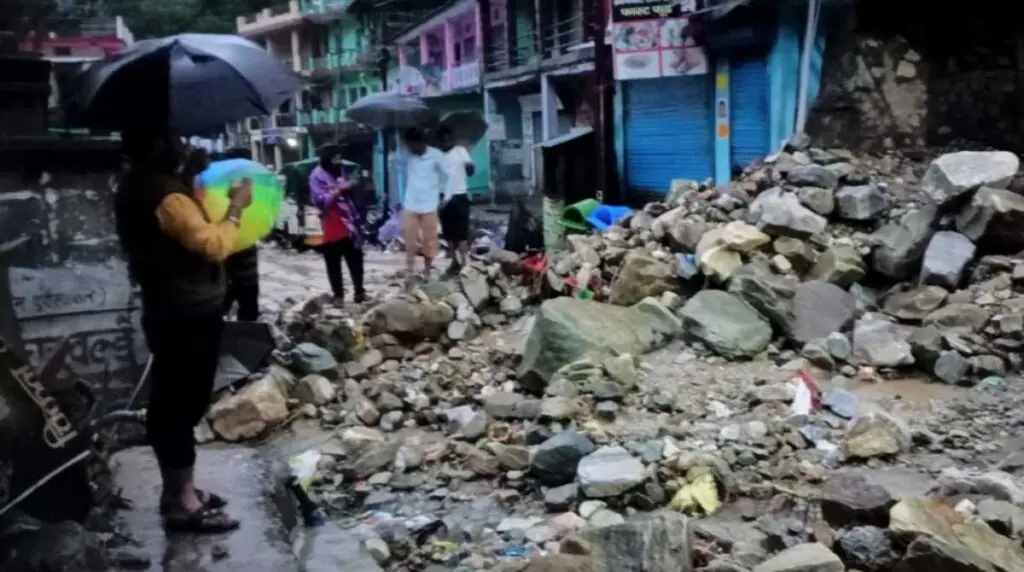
[
  {"x1": 76, "y1": 32, "x2": 302, "y2": 534},
  {"x1": 309, "y1": 144, "x2": 366, "y2": 305}
]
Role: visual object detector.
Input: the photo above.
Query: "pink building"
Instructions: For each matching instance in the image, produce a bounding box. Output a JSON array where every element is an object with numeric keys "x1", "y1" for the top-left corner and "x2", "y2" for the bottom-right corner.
[{"x1": 391, "y1": 0, "x2": 482, "y2": 96}]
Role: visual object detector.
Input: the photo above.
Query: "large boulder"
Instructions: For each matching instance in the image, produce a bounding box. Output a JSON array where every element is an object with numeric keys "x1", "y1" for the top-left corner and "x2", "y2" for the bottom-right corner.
[
  {"x1": 517, "y1": 297, "x2": 680, "y2": 394},
  {"x1": 748, "y1": 187, "x2": 829, "y2": 238},
  {"x1": 608, "y1": 252, "x2": 679, "y2": 306},
  {"x1": 582, "y1": 513, "x2": 693, "y2": 572},
  {"x1": 921, "y1": 150, "x2": 1018, "y2": 207},
  {"x1": 679, "y1": 290, "x2": 772, "y2": 359},
  {"x1": 870, "y1": 206, "x2": 937, "y2": 280},
  {"x1": 956, "y1": 186, "x2": 1024, "y2": 254},
  {"x1": 728, "y1": 271, "x2": 798, "y2": 337},
  {"x1": 790, "y1": 281, "x2": 857, "y2": 345},
  {"x1": 208, "y1": 368, "x2": 291, "y2": 441},
  {"x1": 835, "y1": 184, "x2": 887, "y2": 221},
  {"x1": 919, "y1": 231, "x2": 976, "y2": 288},
  {"x1": 890, "y1": 496, "x2": 1024, "y2": 572},
  {"x1": 851, "y1": 314, "x2": 915, "y2": 367}
]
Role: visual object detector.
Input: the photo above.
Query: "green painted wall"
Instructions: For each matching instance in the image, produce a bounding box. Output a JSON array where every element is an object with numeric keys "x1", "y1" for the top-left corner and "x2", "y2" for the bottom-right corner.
[{"x1": 514, "y1": 0, "x2": 535, "y2": 62}]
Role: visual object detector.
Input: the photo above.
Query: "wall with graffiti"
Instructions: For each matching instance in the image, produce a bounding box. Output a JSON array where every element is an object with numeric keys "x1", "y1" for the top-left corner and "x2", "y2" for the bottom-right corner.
[{"x1": 0, "y1": 145, "x2": 145, "y2": 403}]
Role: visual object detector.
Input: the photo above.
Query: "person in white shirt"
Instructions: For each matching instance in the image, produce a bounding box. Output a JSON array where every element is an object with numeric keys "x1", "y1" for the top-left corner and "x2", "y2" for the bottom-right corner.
[
  {"x1": 399, "y1": 127, "x2": 448, "y2": 285},
  {"x1": 438, "y1": 126, "x2": 475, "y2": 276}
]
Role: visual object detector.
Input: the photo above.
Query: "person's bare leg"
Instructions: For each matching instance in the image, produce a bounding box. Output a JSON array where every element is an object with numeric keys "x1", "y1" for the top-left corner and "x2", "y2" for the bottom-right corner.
[
  {"x1": 402, "y1": 211, "x2": 418, "y2": 288},
  {"x1": 422, "y1": 211, "x2": 439, "y2": 279},
  {"x1": 457, "y1": 240, "x2": 470, "y2": 267},
  {"x1": 163, "y1": 467, "x2": 204, "y2": 514}
]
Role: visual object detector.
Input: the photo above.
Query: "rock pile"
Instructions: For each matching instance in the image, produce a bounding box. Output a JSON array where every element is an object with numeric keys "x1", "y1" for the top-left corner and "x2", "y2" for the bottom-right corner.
[
  {"x1": 549, "y1": 146, "x2": 1024, "y2": 387},
  {"x1": 189, "y1": 141, "x2": 1024, "y2": 572}
]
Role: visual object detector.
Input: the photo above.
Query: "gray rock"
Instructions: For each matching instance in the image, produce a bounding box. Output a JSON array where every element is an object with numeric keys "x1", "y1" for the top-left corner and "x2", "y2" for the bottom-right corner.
[
  {"x1": 518, "y1": 297, "x2": 680, "y2": 394},
  {"x1": 807, "y1": 244, "x2": 866, "y2": 288},
  {"x1": 679, "y1": 291, "x2": 772, "y2": 359},
  {"x1": 530, "y1": 430, "x2": 596, "y2": 486},
  {"x1": 852, "y1": 315, "x2": 915, "y2": 367},
  {"x1": 899, "y1": 536, "x2": 999, "y2": 572},
  {"x1": 797, "y1": 186, "x2": 836, "y2": 215},
  {"x1": 909, "y1": 326, "x2": 943, "y2": 371},
  {"x1": 291, "y1": 343, "x2": 339, "y2": 378},
  {"x1": 544, "y1": 483, "x2": 579, "y2": 511},
  {"x1": 826, "y1": 332, "x2": 852, "y2": 361},
  {"x1": 922, "y1": 303, "x2": 990, "y2": 332},
  {"x1": 791, "y1": 281, "x2": 857, "y2": 345},
  {"x1": 749, "y1": 188, "x2": 829, "y2": 238},
  {"x1": 820, "y1": 473, "x2": 894, "y2": 528},
  {"x1": 920, "y1": 231, "x2": 976, "y2": 288},
  {"x1": 934, "y1": 351, "x2": 970, "y2": 385},
  {"x1": 881, "y1": 285, "x2": 949, "y2": 321},
  {"x1": 582, "y1": 513, "x2": 692, "y2": 572},
  {"x1": 835, "y1": 185, "x2": 887, "y2": 220},
  {"x1": 577, "y1": 446, "x2": 647, "y2": 498},
  {"x1": 787, "y1": 164, "x2": 840, "y2": 189},
  {"x1": 922, "y1": 150, "x2": 1019, "y2": 207},
  {"x1": 773, "y1": 236, "x2": 816, "y2": 272},
  {"x1": 751, "y1": 542, "x2": 843, "y2": 572},
  {"x1": 609, "y1": 252, "x2": 680, "y2": 306},
  {"x1": 871, "y1": 206, "x2": 937, "y2": 280},
  {"x1": 976, "y1": 498, "x2": 1024, "y2": 537},
  {"x1": 727, "y1": 272, "x2": 798, "y2": 337},
  {"x1": 842, "y1": 410, "x2": 912, "y2": 459},
  {"x1": 835, "y1": 526, "x2": 899, "y2": 572},
  {"x1": 823, "y1": 387, "x2": 858, "y2": 419},
  {"x1": 956, "y1": 186, "x2": 1024, "y2": 254}
]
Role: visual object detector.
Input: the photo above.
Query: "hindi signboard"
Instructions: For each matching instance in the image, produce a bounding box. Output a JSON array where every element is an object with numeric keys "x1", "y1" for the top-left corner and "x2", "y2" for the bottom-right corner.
[{"x1": 611, "y1": 0, "x2": 709, "y2": 80}]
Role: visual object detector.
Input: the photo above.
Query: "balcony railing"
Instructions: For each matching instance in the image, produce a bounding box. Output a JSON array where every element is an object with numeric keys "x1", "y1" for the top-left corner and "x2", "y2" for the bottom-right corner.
[
  {"x1": 237, "y1": 0, "x2": 303, "y2": 36},
  {"x1": 442, "y1": 60, "x2": 480, "y2": 92},
  {"x1": 303, "y1": 49, "x2": 370, "y2": 75},
  {"x1": 485, "y1": 12, "x2": 592, "y2": 74},
  {"x1": 301, "y1": 0, "x2": 352, "y2": 14}
]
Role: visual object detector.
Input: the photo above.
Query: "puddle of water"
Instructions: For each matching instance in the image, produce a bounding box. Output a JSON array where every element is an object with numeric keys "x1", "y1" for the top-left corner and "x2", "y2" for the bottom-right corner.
[
  {"x1": 850, "y1": 374, "x2": 967, "y2": 406},
  {"x1": 113, "y1": 446, "x2": 296, "y2": 572}
]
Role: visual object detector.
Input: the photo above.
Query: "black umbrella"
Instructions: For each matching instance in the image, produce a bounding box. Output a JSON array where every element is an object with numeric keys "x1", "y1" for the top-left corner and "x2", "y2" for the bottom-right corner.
[
  {"x1": 73, "y1": 34, "x2": 303, "y2": 135},
  {"x1": 439, "y1": 111, "x2": 488, "y2": 146},
  {"x1": 346, "y1": 92, "x2": 438, "y2": 130}
]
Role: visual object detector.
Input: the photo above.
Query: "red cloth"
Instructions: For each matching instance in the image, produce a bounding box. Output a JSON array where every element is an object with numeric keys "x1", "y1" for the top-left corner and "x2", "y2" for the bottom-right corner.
[{"x1": 321, "y1": 205, "x2": 350, "y2": 243}]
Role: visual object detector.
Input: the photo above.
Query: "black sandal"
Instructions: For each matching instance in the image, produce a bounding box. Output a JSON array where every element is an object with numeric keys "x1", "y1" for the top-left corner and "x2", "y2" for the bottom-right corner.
[
  {"x1": 164, "y1": 507, "x2": 240, "y2": 534},
  {"x1": 159, "y1": 490, "x2": 227, "y2": 515}
]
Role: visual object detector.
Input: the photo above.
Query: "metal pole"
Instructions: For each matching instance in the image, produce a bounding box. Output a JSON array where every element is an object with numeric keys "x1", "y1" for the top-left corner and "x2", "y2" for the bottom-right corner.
[
  {"x1": 593, "y1": 0, "x2": 612, "y2": 203},
  {"x1": 794, "y1": 0, "x2": 820, "y2": 136},
  {"x1": 378, "y1": 47, "x2": 391, "y2": 210}
]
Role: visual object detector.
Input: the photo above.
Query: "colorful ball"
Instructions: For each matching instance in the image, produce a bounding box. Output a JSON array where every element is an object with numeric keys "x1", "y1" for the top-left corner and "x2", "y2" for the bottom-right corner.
[{"x1": 197, "y1": 159, "x2": 283, "y2": 253}]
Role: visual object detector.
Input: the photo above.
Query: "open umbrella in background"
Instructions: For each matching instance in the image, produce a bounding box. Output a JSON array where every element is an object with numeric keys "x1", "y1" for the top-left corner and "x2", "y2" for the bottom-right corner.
[
  {"x1": 345, "y1": 92, "x2": 438, "y2": 130},
  {"x1": 72, "y1": 33, "x2": 303, "y2": 134},
  {"x1": 438, "y1": 110, "x2": 488, "y2": 147}
]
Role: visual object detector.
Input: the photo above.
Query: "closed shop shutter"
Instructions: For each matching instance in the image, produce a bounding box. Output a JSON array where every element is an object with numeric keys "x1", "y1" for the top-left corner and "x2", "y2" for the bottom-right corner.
[
  {"x1": 624, "y1": 75, "x2": 713, "y2": 194},
  {"x1": 729, "y1": 56, "x2": 770, "y2": 170}
]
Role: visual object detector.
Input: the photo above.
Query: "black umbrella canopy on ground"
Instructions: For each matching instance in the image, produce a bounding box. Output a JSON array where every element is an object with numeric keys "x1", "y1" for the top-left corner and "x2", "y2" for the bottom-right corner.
[{"x1": 72, "y1": 34, "x2": 304, "y2": 135}]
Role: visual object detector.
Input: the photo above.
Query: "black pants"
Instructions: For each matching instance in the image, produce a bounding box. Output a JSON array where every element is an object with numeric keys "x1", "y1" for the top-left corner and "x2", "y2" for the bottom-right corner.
[
  {"x1": 143, "y1": 310, "x2": 224, "y2": 471},
  {"x1": 320, "y1": 238, "x2": 365, "y2": 299},
  {"x1": 223, "y1": 281, "x2": 259, "y2": 321}
]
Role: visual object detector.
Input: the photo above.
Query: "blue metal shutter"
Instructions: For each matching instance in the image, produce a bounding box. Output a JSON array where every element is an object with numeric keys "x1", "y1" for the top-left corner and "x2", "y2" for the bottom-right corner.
[
  {"x1": 729, "y1": 56, "x2": 770, "y2": 169},
  {"x1": 624, "y1": 76, "x2": 713, "y2": 194}
]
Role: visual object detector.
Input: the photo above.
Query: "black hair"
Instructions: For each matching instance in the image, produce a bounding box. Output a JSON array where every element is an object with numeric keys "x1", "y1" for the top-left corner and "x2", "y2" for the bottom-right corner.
[
  {"x1": 437, "y1": 125, "x2": 453, "y2": 138},
  {"x1": 402, "y1": 127, "x2": 426, "y2": 143}
]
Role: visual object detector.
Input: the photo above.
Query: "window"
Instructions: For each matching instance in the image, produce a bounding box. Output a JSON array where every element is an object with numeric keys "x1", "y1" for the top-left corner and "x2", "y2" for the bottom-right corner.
[
  {"x1": 348, "y1": 87, "x2": 359, "y2": 105},
  {"x1": 462, "y1": 37, "x2": 476, "y2": 61},
  {"x1": 358, "y1": 86, "x2": 368, "y2": 98}
]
